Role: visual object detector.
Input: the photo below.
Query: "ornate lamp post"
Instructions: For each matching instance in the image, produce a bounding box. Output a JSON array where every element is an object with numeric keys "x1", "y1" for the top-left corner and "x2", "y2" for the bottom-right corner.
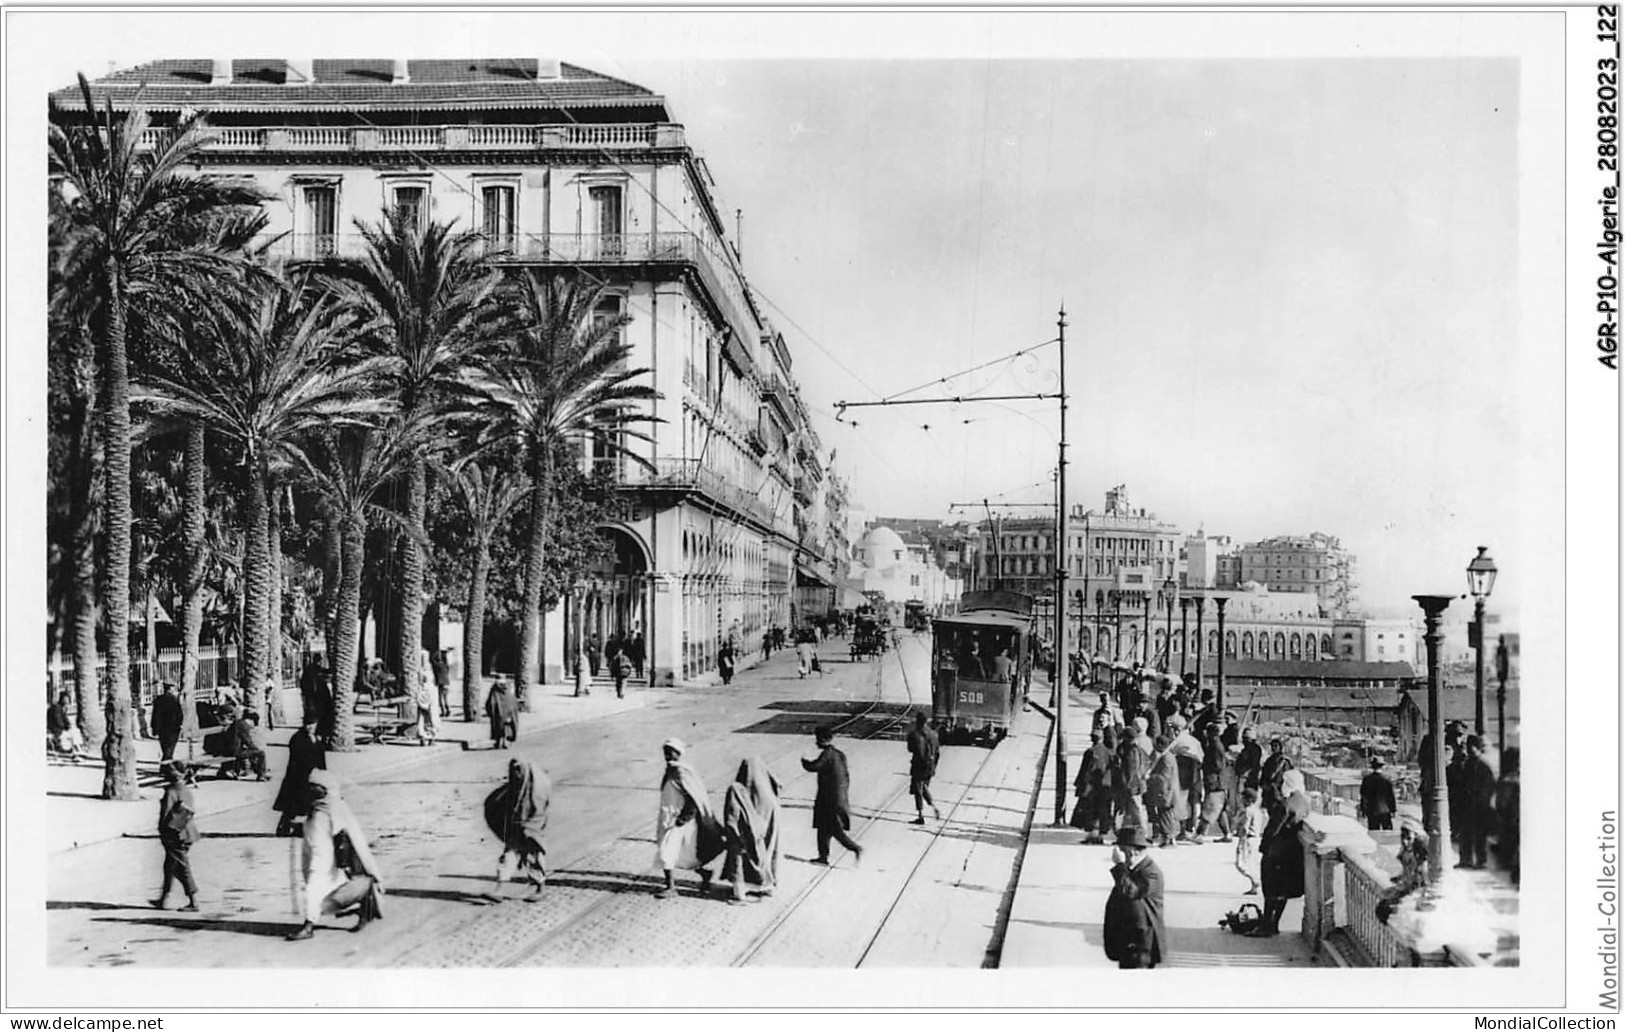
[
  {"x1": 1466, "y1": 546, "x2": 1498, "y2": 735},
  {"x1": 1214, "y1": 596, "x2": 1228, "y2": 713},
  {"x1": 1192, "y1": 594, "x2": 1207, "y2": 689},
  {"x1": 1178, "y1": 597, "x2": 1190, "y2": 677},
  {"x1": 1162, "y1": 577, "x2": 1176, "y2": 674},
  {"x1": 1413, "y1": 593, "x2": 1454, "y2": 884},
  {"x1": 1111, "y1": 590, "x2": 1123, "y2": 664}
]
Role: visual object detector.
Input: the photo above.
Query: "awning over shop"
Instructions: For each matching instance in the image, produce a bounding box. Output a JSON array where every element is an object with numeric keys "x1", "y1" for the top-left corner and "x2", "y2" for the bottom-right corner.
[
  {"x1": 795, "y1": 564, "x2": 836, "y2": 589},
  {"x1": 837, "y1": 587, "x2": 869, "y2": 609}
]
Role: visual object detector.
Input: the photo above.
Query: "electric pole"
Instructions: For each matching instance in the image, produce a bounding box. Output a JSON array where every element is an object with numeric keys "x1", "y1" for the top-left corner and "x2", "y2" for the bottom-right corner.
[{"x1": 1053, "y1": 306, "x2": 1070, "y2": 826}]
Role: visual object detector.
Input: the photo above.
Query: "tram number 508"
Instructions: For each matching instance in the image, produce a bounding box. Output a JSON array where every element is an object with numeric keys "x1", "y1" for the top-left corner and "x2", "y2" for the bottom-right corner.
[{"x1": 957, "y1": 689, "x2": 984, "y2": 705}]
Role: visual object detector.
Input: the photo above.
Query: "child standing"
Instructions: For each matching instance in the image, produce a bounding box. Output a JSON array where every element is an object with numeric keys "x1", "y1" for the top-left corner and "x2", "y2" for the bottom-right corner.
[{"x1": 1234, "y1": 787, "x2": 1265, "y2": 895}]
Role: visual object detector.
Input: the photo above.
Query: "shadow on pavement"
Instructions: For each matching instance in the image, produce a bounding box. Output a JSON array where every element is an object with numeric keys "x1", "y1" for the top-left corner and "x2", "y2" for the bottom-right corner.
[
  {"x1": 47, "y1": 900, "x2": 133, "y2": 911},
  {"x1": 543, "y1": 870, "x2": 667, "y2": 895},
  {"x1": 758, "y1": 700, "x2": 920, "y2": 716},
  {"x1": 387, "y1": 886, "x2": 495, "y2": 905},
  {"x1": 734, "y1": 712, "x2": 916, "y2": 738},
  {"x1": 92, "y1": 914, "x2": 293, "y2": 938}
]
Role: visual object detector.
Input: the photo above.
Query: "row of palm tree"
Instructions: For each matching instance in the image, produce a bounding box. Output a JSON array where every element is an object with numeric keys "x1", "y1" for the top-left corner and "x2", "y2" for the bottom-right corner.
[{"x1": 49, "y1": 77, "x2": 659, "y2": 797}]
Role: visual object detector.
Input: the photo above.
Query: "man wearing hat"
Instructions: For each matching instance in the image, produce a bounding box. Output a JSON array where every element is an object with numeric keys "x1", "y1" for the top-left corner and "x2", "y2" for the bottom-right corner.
[
  {"x1": 1102, "y1": 826, "x2": 1166, "y2": 968},
  {"x1": 151, "y1": 682, "x2": 185, "y2": 762},
  {"x1": 801, "y1": 726, "x2": 863, "y2": 866},
  {"x1": 150, "y1": 760, "x2": 200, "y2": 912},
  {"x1": 1359, "y1": 756, "x2": 1397, "y2": 831}
]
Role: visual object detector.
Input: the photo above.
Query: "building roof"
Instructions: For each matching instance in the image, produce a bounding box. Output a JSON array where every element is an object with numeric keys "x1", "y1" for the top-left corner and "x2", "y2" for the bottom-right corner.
[
  {"x1": 1229, "y1": 686, "x2": 1407, "y2": 711},
  {"x1": 1219, "y1": 659, "x2": 1417, "y2": 681},
  {"x1": 49, "y1": 59, "x2": 665, "y2": 114}
]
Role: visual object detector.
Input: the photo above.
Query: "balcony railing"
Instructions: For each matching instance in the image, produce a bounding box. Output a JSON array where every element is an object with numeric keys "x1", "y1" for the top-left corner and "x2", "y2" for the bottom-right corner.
[
  {"x1": 1337, "y1": 848, "x2": 1409, "y2": 968},
  {"x1": 617, "y1": 457, "x2": 773, "y2": 526},
  {"x1": 139, "y1": 123, "x2": 673, "y2": 152}
]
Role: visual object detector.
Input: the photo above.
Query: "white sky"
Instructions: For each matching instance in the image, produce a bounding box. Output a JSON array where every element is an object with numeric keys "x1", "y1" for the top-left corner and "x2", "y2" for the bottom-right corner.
[{"x1": 12, "y1": 10, "x2": 1558, "y2": 619}]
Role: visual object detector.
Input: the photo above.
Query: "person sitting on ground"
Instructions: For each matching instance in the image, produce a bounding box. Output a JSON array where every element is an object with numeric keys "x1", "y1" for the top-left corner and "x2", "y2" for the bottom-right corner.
[
  {"x1": 47, "y1": 692, "x2": 85, "y2": 762},
  {"x1": 234, "y1": 710, "x2": 269, "y2": 781}
]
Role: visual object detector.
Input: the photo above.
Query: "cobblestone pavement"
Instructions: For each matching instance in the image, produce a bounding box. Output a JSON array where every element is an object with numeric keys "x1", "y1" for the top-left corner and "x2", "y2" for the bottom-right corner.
[{"x1": 46, "y1": 633, "x2": 1041, "y2": 970}]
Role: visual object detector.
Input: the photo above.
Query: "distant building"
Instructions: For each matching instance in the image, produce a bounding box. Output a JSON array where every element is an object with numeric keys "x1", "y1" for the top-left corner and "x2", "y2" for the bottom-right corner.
[
  {"x1": 848, "y1": 525, "x2": 961, "y2": 610},
  {"x1": 1234, "y1": 533, "x2": 1358, "y2": 616}
]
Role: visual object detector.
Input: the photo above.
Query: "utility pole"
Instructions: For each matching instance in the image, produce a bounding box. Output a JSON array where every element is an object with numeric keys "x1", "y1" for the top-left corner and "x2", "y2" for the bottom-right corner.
[{"x1": 1052, "y1": 306, "x2": 1070, "y2": 826}]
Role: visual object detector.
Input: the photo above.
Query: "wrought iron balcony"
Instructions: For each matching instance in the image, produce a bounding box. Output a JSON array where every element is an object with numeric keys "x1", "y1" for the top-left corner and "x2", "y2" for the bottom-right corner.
[{"x1": 616, "y1": 457, "x2": 774, "y2": 527}]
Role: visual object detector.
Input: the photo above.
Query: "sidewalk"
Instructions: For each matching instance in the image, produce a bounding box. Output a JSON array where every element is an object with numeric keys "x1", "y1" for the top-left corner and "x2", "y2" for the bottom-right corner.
[
  {"x1": 46, "y1": 684, "x2": 644, "y2": 854},
  {"x1": 999, "y1": 688, "x2": 1316, "y2": 968}
]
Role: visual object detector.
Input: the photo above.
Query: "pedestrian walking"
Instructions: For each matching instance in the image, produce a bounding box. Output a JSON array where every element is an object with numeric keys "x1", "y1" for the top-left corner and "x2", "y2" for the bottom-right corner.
[
  {"x1": 1167, "y1": 716, "x2": 1204, "y2": 841},
  {"x1": 630, "y1": 632, "x2": 646, "y2": 681},
  {"x1": 610, "y1": 647, "x2": 632, "y2": 699},
  {"x1": 414, "y1": 648, "x2": 438, "y2": 746},
  {"x1": 653, "y1": 738, "x2": 723, "y2": 899},
  {"x1": 1495, "y1": 747, "x2": 1520, "y2": 885},
  {"x1": 1197, "y1": 722, "x2": 1228, "y2": 841},
  {"x1": 587, "y1": 633, "x2": 603, "y2": 678},
  {"x1": 1102, "y1": 826, "x2": 1166, "y2": 969},
  {"x1": 1071, "y1": 728, "x2": 1115, "y2": 843},
  {"x1": 722, "y1": 756, "x2": 782, "y2": 904},
  {"x1": 1233, "y1": 787, "x2": 1264, "y2": 895},
  {"x1": 485, "y1": 676, "x2": 518, "y2": 749},
  {"x1": 151, "y1": 682, "x2": 184, "y2": 762},
  {"x1": 300, "y1": 654, "x2": 335, "y2": 746},
  {"x1": 1260, "y1": 737, "x2": 1294, "y2": 809},
  {"x1": 274, "y1": 716, "x2": 328, "y2": 837},
  {"x1": 810, "y1": 647, "x2": 824, "y2": 677},
  {"x1": 762, "y1": 629, "x2": 773, "y2": 662},
  {"x1": 485, "y1": 758, "x2": 551, "y2": 901},
  {"x1": 1145, "y1": 734, "x2": 1181, "y2": 848},
  {"x1": 1456, "y1": 735, "x2": 1497, "y2": 870},
  {"x1": 1359, "y1": 756, "x2": 1397, "y2": 831},
  {"x1": 1251, "y1": 780, "x2": 1310, "y2": 936},
  {"x1": 149, "y1": 760, "x2": 200, "y2": 912},
  {"x1": 905, "y1": 712, "x2": 942, "y2": 825},
  {"x1": 1116, "y1": 720, "x2": 1150, "y2": 831},
  {"x1": 718, "y1": 642, "x2": 736, "y2": 685},
  {"x1": 432, "y1": 648, "x2": 453, "y2": 719},
  {"x1": 287, "y1": 770, "x2": 384, "y2": 940},
  {"x1": 801, "y1": 726, "x2": 863, "y2": 866},
  {"x1": 47, "y1": 692, "x2": 85, "y2": 762},
  {"x1": 796, "y1": 639, "x2": 813, "y2": 679}
]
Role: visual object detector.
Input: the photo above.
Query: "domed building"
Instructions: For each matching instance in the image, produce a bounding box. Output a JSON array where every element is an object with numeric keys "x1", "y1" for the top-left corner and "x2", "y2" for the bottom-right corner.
[{"x1": 846, "y1": 524, "x2": 961, "y2": 610}]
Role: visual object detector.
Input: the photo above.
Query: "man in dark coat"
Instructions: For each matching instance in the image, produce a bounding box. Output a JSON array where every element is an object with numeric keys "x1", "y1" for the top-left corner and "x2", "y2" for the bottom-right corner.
[
  {"x1": 431, "y1": 649, "x2": 452, "y2": 718},
  {"x1": 629, "y1": 632, "x2": 646, "y2": 680},
  {"x1": 150, "y1": 760, "x2": 200, "y2": 912},
  {"x1": 1103, "y1": 826, "x2": 1166, "y2": 968},
  {"x1": 905, "y1": 712, "x2": 941, "y2": 824},
  {"x1": 1446, "y1": 743, "x2": 1467, "y2": 847},
  {"x1": 801, "y1": 726, "x2": 863, "y2": 865},
  {"x1": 1072, "y1": 728, "x2": 1116, "y2": 842},
  {"x1": 1456, "y1": 735, "x2": 1498, "y2": 870},
  {"x1": 1260, "y1": 737, "x2": 1294, "y2": 808},
  {"x1": 1235, "y1": 726, "x2": 1263, "y2": 792},
  {"x1": 1359, "y1": 756, "x2": 1397, "y2": 831},
  {"x1": 1494, "y1": 747, "x2": 1520, "y2": 885},
  {"x1": 299, "y1": 655, "x2": 334, "y2": 745},
  {"x1": 274, "y1": 716, "x2": 328, "y2": 837},
  {"x1": 485, "y1": 677, "x2": 518, "y2": 749},
  {"x1": 151, "y1": 682, "x2": 185, "y2": 762}
]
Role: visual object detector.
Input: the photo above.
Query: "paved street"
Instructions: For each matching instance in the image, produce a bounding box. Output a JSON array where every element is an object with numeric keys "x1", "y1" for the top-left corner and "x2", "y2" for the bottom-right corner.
[{"x1": 47, "y1": 635, "x2": 1044, "y2": 969}]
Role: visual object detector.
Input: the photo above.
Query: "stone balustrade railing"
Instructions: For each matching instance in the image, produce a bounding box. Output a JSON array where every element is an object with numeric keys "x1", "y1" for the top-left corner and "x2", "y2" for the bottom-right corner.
[
  {"x1": 1299, "y1": 812, "x2": 1419, "y2": 967},
  {"x1": 140, "y1": 124, "x2": 677, "y2": 152}
]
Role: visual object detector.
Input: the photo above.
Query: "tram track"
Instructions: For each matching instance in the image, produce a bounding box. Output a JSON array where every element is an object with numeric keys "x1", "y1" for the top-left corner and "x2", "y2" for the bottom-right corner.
[
  {"x1": 731, "y1": 635, "x2": 1006, "y2": 968},
  {"x1": 488, "y1": 637, "x2": 920, "y2": 969}
]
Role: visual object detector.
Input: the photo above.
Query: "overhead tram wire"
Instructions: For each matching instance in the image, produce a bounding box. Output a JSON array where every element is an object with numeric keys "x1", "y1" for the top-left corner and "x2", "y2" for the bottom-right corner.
[{"x1": 881, "y1": 336, "x2": 1059, "y2": 403}]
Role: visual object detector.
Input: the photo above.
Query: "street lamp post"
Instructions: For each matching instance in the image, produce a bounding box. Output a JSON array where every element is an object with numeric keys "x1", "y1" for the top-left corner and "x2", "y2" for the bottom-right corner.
[
  {"x1": 1112, "y1": 590, "x2": 1123, "y2": 665},
  {"x1": 1214, "y1": 596, "x2": 1228, "y2": 713},
  {"x1": 1466, "y1": 546, "x2": 1498, "y2": 736},
  {"x1": 1413, "y1": 593, "x2": 1454, "y2": 884},
  {"x1": 1178, "y1": 597, "x2": 1190, "y2": 678},
  {"x1": 1162, "y1": 578, "x2": 1176, "y2": 674},
  {"x1": 1193, "y1": 594, "x2": 1206, "y2": 689}
]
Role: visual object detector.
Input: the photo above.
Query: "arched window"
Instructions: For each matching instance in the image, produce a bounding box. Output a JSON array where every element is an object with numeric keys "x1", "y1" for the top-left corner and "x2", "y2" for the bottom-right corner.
[
  {"x1": 1080, "y1": 628, "x2": 1092, "y2": 653},
  {"x1": 1242, "y1": 631, "x2": 1254, "y2": 658},
  {"x1": 1154, "y1": 628, "x2": 1166, "y2": 658},
  {"x1": 1273, "y1": 632, "x2": 1286, "y2": 658},
  {"x1": 1190, "y1": 630, "x2": 1201, "y2": 655},
  {"x1": 1099, "y1": 630, "x2": 1112, "y2": 657},
  {"x1": 1207, "y1": 629, "x2": 1219, "y2": 655},
  {"x1": 1320, "y1": 634, "x2": 1334, "y2": 659},
  {"x1": 1225, "y1": 631, "x2": 1237, "y2": 656},
  {"x1": 1290, "y1": 633, "x2": 1301, "y2": 658},
  {"x1": 1095, "y1": 589, "x2": 1105, "y2": 610}
]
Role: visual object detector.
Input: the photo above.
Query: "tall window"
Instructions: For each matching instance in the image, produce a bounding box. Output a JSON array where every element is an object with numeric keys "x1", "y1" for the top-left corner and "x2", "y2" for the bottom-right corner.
[
  {"x1": 302, "y1": 185, "x2": 337, "y2": 257},
  {"x1": 590, "y1": 185, "x2": 623, "y2": 257},
  {"x1": 391, "y1": 184, "x2": 427, "y2": 230},
  {"x1": 481, "y1": 184, "x2": 516, "y2": 251}
]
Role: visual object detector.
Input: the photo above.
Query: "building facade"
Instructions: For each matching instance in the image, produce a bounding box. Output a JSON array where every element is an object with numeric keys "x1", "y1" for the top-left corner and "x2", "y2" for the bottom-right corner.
[
  {"x1": 55, "y1": 58, "x2": 850, "y2": 686},
  {"x1": 1233, "y1": 533, "x2": 1358, "y2": 616}
]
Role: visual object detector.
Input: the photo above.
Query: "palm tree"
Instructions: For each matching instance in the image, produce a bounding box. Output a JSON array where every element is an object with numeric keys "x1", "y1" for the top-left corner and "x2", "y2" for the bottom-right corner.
[
  {"x1": 290, "y1": 425, "x2": 425, "y2": 751},
  {"x1": 466, "y1": 272, "x2": 659, "y2": 702},
  {"x1": 50, "y1": 75, "x2": 266, "y2": 799},
  {"x1": 445, "y1": 460, "x2": 530, "y2": 720},
  {"x1": 133, "y1": 275, "x2": 391, "y2": 721},
  {"x1": 330, "y1": 215, "x2": 507, "y2": 694}
]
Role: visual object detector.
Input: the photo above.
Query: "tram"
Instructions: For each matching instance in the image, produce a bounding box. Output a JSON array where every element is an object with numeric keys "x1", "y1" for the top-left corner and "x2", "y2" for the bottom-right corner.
[
  {"x1": 903, "y1": 599, "x2": 929, "y2": 632},
  {"x1": 930, "y1": 590, "x2": 1035, "y2": 744}
]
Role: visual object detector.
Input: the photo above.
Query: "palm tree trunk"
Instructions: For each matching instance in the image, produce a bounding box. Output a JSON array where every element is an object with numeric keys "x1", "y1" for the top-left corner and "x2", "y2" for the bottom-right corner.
[
  {"x1": 396, "y1": 456, "x2": 427, "y2": 696},
  {"x1": 330, "y1": 516, "x2": 366, "y2": 751},
  {"x1": 67, "y1": 363, "x2": 105, "y2": 749},
  {"x1": 462, "y1": 537, "x2": 491, "y2": 722},
  {"x1": 266, "y1": 472, "x2": 287, "y2": 728},
  {"x1": 239, "y1": 456, "x2": 271, "y2": 719},
  {"x1": 179, "y1": 420, "x2": 205, "y2": 741},
  {"x1": 99, "y1": 257, "x2": 138, "y2": 801},
  {"x1": 321, "y1": 511, "x2": 341, "y2": 655},
  {"x1": 517, "y1": 486, "x2": 548, "y2": 711}
]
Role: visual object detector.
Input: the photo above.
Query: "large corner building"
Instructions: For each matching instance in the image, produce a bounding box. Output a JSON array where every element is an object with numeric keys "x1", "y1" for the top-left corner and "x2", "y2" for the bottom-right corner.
[{"x1": 52, "y1": 58, "x2": 850, "y2": 686}]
